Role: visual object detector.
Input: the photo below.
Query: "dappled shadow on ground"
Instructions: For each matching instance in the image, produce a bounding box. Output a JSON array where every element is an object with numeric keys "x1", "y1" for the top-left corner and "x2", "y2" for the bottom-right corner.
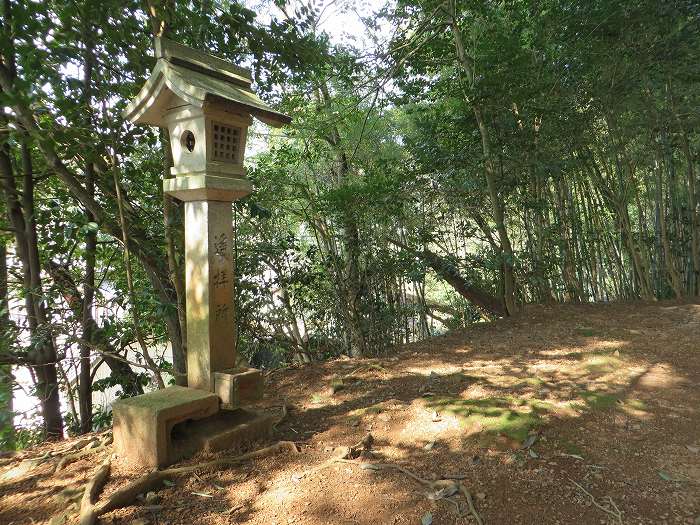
[
  {"x1": 262, "y1": 301, "x2": 699, "y2": 524},
  {"x1": 1, "y1": 301, "x2": 698, "y2": 524}
]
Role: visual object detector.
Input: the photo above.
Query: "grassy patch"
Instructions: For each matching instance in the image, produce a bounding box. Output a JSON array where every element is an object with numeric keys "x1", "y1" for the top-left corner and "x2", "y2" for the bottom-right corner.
[
  {"x1": 578, "y1": 390, "x2": 619, "y2": 410},
  {"x1": 310, "y1": 393, "x2": 326, "y2": 404},
  {"x1": 576, "y1": 327, "x2": 596, "y2": 337},
  {"x1": 329, "y1": 377, "x2": 345, "y2": 394},
  {"x1": 426, "y1": 396, "x2": 548, "y2": 442},
  {"x1": 514, "y1": 376, "x2": 548, "y2": 390},
  {"x1": 522, "y1": 376, "x2": 546, "y2": 386}
]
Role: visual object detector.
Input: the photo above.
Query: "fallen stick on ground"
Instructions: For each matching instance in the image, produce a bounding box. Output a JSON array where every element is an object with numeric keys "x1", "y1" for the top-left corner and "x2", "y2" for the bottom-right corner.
[
  {"x1": 459, "y1": 484, "x2": 484, "y2": 525},
  {"x1": 290, "y1": 434, "x2": 482, "y2": 523},
  {"x1": 571, "y1": 479, "x2": 622, "y2": 524},
  {"x1": 81, "y1": 441, "x2": 299, "y2": 525}
]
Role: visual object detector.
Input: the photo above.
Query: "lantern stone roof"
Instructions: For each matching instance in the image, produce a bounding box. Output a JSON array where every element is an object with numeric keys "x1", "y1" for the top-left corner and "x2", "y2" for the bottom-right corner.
[{"x1": 123, "y1": 38, "x2": 291, "y2": 128}]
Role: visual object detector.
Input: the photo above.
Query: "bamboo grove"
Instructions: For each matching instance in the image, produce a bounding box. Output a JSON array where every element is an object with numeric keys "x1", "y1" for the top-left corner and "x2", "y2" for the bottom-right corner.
[{"x1": 0, "y1": 0, "x2": 698, "y2": 443}]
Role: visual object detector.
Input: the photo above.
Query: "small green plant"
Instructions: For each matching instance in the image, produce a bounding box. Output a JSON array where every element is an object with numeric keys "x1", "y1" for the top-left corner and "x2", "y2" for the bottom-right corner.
[
  {"x1": 559, "y1": 439, "x2": 584, "y2": 456},
  {"x1": 311, "y1": 393, "x2": 324, "y2": 404},
  {"x1": 92, "y1": 406, "x2": 113, "y2": 431}
]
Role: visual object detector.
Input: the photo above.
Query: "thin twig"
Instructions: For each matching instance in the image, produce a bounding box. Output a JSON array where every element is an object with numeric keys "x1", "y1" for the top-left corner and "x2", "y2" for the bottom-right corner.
[{"x1": 571, "y1": 479, "x2": 622, "y2": 524}]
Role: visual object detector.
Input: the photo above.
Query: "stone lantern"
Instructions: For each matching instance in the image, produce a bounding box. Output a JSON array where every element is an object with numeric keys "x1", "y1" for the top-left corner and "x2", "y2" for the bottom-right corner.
[{"x1": 112, "y1": 38, "x2": 290, "y2": 468}]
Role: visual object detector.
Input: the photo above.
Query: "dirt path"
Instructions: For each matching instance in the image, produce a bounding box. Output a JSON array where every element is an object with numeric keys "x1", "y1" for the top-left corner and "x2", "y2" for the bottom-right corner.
[{"x1": 1, "y1": 301, "x2": 698, "y2": 525}]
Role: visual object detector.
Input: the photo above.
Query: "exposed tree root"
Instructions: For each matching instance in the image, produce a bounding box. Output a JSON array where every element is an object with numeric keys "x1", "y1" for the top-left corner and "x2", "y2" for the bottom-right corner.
[
  {"x1": 271, "y1": 402, "x2": 290, "y2": 430},
  {"x1": 48, "y1": 434, "x2": 114, "y2": 473},
  {"x1": 54, "y1": 443, "x2": 108, "y2": 472},
  {"x1": 79, "y1": 458, "x2": 111, "y2": 525},
  {"x1": 459, "y1": 484, "x2": 484, "y2": 525},
  {"x1": 77, "y1": 441, "x2": 298, "y2": 525}
]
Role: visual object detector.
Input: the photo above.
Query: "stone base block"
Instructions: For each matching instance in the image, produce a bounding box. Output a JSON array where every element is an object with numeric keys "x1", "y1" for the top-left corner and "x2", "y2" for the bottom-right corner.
[
  {"x1": 112, "y1": 385, "x2": 219, "y2": 468},
  {"x1": 171, "y1": 409, "x2": 275, "y2": 460},
  {"x1": 214, "y1": 367, "x2": 264, "y2": 410}
]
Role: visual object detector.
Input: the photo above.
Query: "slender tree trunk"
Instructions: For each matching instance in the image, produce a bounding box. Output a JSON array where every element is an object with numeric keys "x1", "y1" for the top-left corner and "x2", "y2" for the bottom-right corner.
[
  {"x1": 554, "y1": 177, "x2": 581, "y2": 301},
  {"x1": 21, "y1": 141, "x2": 63, "y2": 439},
  {"x1": 448, "y1": 3, "x2": 516, "y2": 314},
  {"x1": 655, "y1": 157, "x2": 683, "y2": 297},
  {"x1": 78, "y1": 19, "x2": 96, "y2": 434},
  {"x1": 111, "y1": 152, "x2": 165, "y2": 389},
  {"x1": 391, "y1": 240, "x2": 505, "y2": 318},
  {"x1": 667, "y1": 80, "x2": 699, "y2": 295},
  {"x1": 0, "y1": 0, "x2": 61, "y2": 439},
  {"x1": 317, "y1": 82, "x2": 366, "y2": 357},
  {"x1": 677, "y1": 125, "x2": 699, "y2": 295},
  {"x1": 79, "y1": 170, "x2": 96, "y2": 434},
  {"x1": 0, "y1": 240, "x2": 14, "y2": 448},
  {"x1": 161, "y1": 129, "x2": 187, "y2": 384},
  {"x1": 46, "y1": 260, "x2": 146, "y2": 398}
]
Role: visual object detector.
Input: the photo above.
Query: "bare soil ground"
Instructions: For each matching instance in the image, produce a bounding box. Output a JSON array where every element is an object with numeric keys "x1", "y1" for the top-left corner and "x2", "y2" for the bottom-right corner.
[{"x1": 1, "y1": 301, "x2": 699, "y2": 525}]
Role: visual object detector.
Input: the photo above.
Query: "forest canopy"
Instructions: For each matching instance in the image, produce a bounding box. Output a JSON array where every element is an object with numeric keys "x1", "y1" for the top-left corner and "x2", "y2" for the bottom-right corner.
[{"x1": 0, "y1": 0, "x2": 698, "y2": 444}]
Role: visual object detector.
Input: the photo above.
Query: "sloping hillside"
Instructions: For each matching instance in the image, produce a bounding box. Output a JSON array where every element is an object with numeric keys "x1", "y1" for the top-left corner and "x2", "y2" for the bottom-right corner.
[{"x1": 2, "y1": 301, "x2": 699, "y2": 525}]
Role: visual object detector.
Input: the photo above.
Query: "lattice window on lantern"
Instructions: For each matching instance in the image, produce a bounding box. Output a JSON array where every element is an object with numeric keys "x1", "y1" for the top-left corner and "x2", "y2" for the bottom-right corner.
[{"x1": 212, "y1": 122, "x2": 241, "y2": 163}]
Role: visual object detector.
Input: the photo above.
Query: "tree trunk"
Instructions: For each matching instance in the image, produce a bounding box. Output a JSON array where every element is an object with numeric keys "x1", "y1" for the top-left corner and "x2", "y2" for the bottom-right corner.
[
  {"x1": 677, "y1": 124, "x2": 699, "y2": 295},
  {"x1": 144, "y1": 0, "x2": 187, "y2": 382},
  {"x1": 392, "y1": 240, "x2": 505, "y2": 318},
  {"x1": 46, "y1": 261, "x2": 145, "y2": 398},
  {"x1": 162, "y1": 128, "x2": 187, "y2": 385},
  {"x1": 655, "y1": 157, "x2": 683, "y2": 297},
  {"x1": 111, "y1": 153, "x2": 165, "y2": 389},
  {"x1": 448, "y1": 3, "x2": 517, "y2": 315},
  {"x1": 0, "y1": 0, "x2": 61, "y2": 439},
  {"x1": 0, "y1": 240, "x2": 14, "y2": 449},
  {"x1": 20, "y1": 140, "x2": 63, "y2": 439},
  {"x1": 0, "y1": 59, "x2": 183, "y2": 389},
  {"x1": 554, "y1": 177, "x2": 582, "y2": 301},
  {"x1": 79, "y1": 20, "x2": 96, "y2": 434},
  {"x1": 317, "y1": 81, "x2": 366, "y2": 357}
]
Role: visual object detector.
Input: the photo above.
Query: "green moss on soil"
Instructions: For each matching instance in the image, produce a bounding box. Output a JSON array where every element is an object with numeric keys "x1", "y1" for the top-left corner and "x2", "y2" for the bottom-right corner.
[{"x1": 426, "y1": 396, "x2": 547, "y2": 442}]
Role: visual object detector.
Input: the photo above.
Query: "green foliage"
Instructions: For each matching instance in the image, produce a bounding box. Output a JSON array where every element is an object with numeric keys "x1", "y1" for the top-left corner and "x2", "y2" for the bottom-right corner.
[
  {"x1": 1, "y1": 0, "x2": 698, "y2": 443},
  {"x1": 0, "y1": 386, "x2": 13, "y2": 450},
  {"x1": 92, "y1": 372, "x2": 149, "y2": 399}
]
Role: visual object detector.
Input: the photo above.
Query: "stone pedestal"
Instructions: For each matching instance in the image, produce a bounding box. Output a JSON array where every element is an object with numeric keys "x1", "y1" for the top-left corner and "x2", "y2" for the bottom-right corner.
[
  {"x1": 112, "y1": 386, "x2": 219, "y2": 468},
  {"x1": 112, "y1": 386, "x2": 274, "y2": 468},
  {"x1": 112, "y1": 177, "x2": 270, "y2": 467}
]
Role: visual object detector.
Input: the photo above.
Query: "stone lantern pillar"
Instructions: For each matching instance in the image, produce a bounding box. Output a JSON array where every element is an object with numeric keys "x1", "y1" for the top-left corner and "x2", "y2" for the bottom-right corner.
[{"x1": 112, "y1": 38, "x2": 290, "y2": 467}]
